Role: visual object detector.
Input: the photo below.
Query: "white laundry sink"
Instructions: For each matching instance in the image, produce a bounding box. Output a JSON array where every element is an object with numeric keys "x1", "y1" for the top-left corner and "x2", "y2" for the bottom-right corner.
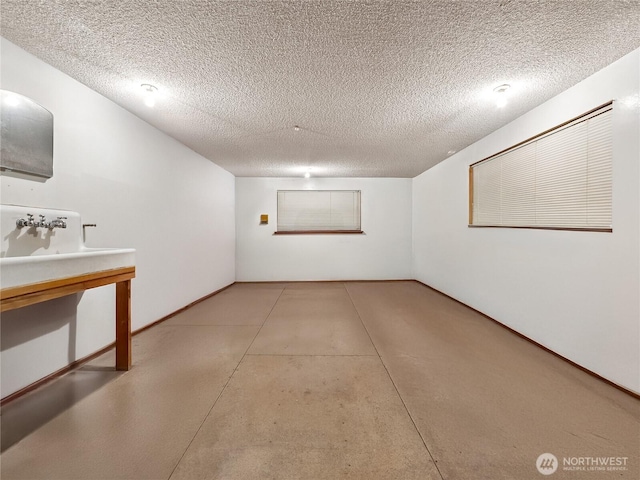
[
  {"x1": 1, "y1": 204, "x2": 135, "y2": 290},
  {"x1": 0, "y1": 247, "x2": 135, "y2": 289}
]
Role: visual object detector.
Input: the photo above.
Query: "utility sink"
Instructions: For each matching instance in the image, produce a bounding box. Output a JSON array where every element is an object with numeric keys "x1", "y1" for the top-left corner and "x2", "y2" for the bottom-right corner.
[
  {"x1": 1, "y1": 205, "x2": 135, "y2": 289},
  {"x1": 1, "y1": 204, "x2": 136, "y2": 371},
  {"x1": 1, "y1": 247, "x2": 135, "y2": 289}
]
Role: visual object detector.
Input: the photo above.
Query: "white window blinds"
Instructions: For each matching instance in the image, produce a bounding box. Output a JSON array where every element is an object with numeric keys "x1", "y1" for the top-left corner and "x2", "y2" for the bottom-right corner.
[
  {"x1": 277, "y1": 190, "x2": 361, "y2": 232},
  {"x1": 471, "y1": 103, "x2": 613, "y2": 230}
]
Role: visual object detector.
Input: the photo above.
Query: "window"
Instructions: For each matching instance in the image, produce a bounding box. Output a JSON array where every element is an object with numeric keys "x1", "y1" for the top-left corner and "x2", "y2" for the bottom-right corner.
[
  {"x1": 276, "y1": 190, "x2": 362, "y2": 234},
  {"x1": 469, "y1": 103, "x2": 613, "y2": 231}
]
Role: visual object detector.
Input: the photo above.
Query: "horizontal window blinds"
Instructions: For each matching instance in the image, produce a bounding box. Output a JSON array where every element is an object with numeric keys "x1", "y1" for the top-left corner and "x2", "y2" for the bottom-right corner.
[
  {"x1": 277, "y1": 190, "x2": 361, "y2": 232},
  {"x1": 471, "y1": 104, "x2": 613, "y2": 230}
]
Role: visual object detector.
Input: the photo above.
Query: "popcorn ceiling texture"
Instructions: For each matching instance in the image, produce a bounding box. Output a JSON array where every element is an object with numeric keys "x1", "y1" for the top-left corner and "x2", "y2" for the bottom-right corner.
[{"x1": 2, "y1": 1, "x2": 639, "y2": 177}]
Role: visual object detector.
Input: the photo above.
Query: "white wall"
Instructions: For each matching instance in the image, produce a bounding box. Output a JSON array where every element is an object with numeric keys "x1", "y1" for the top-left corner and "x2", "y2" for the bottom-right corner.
[
  {"x1": 412, "y1": 49, "x2": 640, "y2": 394},
  {"x1": 236, "y1": 177, "x2": 412, "y2": 281},
  {"x1": 0, "y1": 38, "x2": 236, "y2": 398}
]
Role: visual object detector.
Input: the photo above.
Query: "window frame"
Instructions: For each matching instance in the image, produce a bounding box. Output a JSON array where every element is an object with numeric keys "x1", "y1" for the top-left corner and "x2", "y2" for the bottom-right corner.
[
  {"x1": 468, "y1": 101, "x2": 613, "y2": 233},
  {"x1": 274, "y1": 189, "x2": 363, "y2": 235}
]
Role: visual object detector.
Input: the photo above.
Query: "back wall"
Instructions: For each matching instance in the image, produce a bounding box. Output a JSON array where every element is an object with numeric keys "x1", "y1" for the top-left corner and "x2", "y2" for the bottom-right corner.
[{"x1": 236, "y1": 177, "x2": 412, "y2": 281}]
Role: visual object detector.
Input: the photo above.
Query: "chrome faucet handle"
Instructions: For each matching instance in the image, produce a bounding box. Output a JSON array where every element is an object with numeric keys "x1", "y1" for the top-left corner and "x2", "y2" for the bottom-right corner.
[
  {"x1": 16, "y1": 213, "x2": 34, "y2": 228},
  {"x1": 48, "y1": 216, "x2": 68, "y2": 229}
]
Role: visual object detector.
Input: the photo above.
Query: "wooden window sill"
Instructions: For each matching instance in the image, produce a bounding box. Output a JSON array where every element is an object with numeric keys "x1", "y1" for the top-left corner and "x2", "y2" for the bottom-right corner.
[
  {"x1": 468, "y1": 225, "x2": 612, "y2": 233},
  {"x1": 274, "y1": 230, "x2": 364, "y2": 235}
]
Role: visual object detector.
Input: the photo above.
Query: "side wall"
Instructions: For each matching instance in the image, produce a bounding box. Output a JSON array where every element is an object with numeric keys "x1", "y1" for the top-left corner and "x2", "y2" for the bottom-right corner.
[
  {"x1": 236, "y1": 177, "x2": 412, "y2": 281},
  {"x1": 412, "y1": 49, "x2": 640, "y2": 394},
  {"x1": 0, "y1": 39, "x2": 236, "y2": 398}
]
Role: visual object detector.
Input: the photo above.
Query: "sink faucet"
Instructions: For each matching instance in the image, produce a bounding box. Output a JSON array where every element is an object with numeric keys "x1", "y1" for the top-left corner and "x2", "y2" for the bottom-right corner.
[
  {"x1": 15, "y1": 214, "x2": 67, "y2": 229},
  {"x1": 16, "y1": 213, "x2": 36, "y2": 228},
  {"x1": 48, "y1": 216, "x2": 67, "y2": 229}
]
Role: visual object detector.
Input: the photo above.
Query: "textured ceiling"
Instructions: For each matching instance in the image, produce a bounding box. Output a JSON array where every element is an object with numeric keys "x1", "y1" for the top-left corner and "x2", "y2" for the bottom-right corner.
[{"x1": 2, "y1": 1, "x2": 639, "y2": 177}]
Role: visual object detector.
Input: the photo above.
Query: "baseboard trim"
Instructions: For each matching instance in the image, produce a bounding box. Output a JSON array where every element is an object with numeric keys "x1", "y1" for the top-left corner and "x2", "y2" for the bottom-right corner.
[
  {"x1": 235, "y1": 279, "x2": 415, "y2": 284},
  {"x1": 132, "y1": 282, "x2": 236, "y2": 336},
  {"x1": 0, "y1": 282, "x2": 236, "y2": 406},
  {"x1": 5, "y1": 279, "x2": 636, "y2": 404},
  {"x1": 0, "y1": 341, "x2": 116, "y2": 407},
  {"x1": 414, "y1": 280, "x2": 640, "y2": 400}
]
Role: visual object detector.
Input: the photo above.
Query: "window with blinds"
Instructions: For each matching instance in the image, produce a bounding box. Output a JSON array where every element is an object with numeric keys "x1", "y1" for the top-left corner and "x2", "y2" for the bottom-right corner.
[
  {"x1": 469, "y1": 103, "x2": 613, "y2": 231},
  {"x1": 276, "y1": 190, "x2": 362, "y2": 233}
]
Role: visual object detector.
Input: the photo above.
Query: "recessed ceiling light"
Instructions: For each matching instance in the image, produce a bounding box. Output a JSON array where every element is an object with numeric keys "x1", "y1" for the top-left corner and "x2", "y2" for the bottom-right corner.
[
  {"x1": 493, "y1": 84, "x2": 511, "y2": 108},
  {"x1": 447, "y1": 150, "x2": 456, "y2": 156},
  {"x1": 292, "y1": 165, "x2": 324, "y2": 176},
  {"x1": 294, "y1": 125, "x2": 300, "y2": 132},
  {"x1": 304, "y1": 171, "x2": 311, "y2": 178},
  {"x1": 141, "y1": 84, "x2": 158, "y2": 107}
]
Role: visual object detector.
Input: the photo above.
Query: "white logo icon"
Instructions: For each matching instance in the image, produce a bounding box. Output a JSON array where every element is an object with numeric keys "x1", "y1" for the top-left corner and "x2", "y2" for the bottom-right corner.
[{"x1": 536, "y1": 453, "x2": 558, "y2": 475}]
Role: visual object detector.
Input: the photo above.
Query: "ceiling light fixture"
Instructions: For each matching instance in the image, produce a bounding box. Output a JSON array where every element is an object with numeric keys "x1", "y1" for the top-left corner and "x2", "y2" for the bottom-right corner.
[
  {"x1": 141, "y1": 84, "x2": 158, "y2": 107},
  {"x1": 294, "y1": 125, "x2": 300, "y2": 132},
  {"x1": 493, "y1": 84, "x2": 510, "y2": 108},
  {"x1": 292, "y1": 166, "x2": 325, "y2": 177}
]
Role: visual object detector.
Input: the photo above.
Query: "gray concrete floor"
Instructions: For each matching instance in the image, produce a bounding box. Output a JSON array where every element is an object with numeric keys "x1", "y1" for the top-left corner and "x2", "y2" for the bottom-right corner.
[{"x1": 1, "y1": 281, "x2": 638, "y2": 479}]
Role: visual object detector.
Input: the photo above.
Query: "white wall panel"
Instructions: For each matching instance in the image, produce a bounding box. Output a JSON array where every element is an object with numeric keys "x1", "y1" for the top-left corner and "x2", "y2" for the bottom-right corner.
[
  {"x1": 0, "y1": 38, "x2": 236, "y2": 398},
  {"x1": 236, "y1": 177, "x2": 412, "y2": 282},
  {"x1": 413, "y1": 48, "x2": 640, "y2": 394}
]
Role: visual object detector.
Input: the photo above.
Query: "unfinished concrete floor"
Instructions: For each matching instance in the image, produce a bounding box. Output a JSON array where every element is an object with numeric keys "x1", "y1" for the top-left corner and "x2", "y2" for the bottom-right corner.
[{"x1": 1, "y1": 281, "x2": 638, "y2": 479}]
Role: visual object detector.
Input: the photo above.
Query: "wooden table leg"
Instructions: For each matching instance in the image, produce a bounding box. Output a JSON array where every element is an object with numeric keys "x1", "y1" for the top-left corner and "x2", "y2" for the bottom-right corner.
[{"x1": 115, "y1": 279, "x2": 131, "y2": 370}]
